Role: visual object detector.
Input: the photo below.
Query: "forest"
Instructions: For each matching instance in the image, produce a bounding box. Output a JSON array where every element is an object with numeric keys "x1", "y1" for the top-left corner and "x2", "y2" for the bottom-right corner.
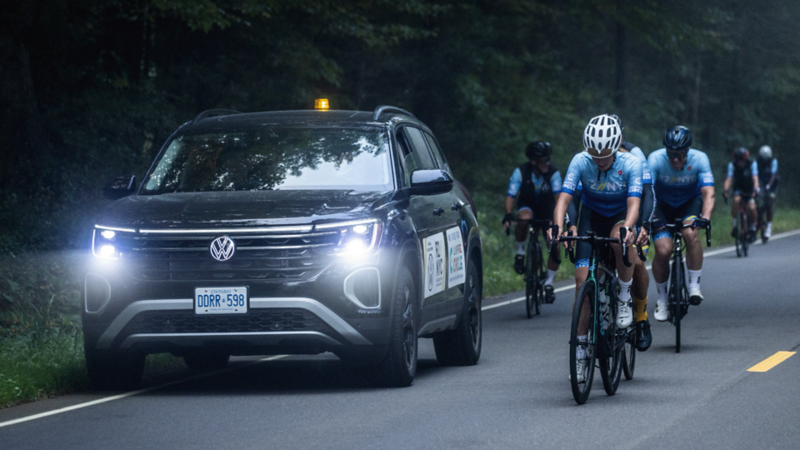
[{"x1": 2, "y1": 0, "x2": 799, "y2": 252}]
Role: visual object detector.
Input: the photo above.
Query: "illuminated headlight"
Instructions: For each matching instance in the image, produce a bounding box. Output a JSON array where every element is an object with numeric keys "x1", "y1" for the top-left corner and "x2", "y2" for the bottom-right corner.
[
  {"x1": 316, "y1": 219, "x2": 382, "y2": 257},
  {"x1": 93, "y1": 226, "x2": 134, "y2": 259}
]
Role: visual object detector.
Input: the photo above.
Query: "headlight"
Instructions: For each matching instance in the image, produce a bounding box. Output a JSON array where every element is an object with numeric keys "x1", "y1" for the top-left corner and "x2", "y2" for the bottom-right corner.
[
  {"x1": 316, "y1": 219, "x2": 382, "y2": 257},
  {"x1": 92, "y1": 226, "x2": 135, "y2": 259}
]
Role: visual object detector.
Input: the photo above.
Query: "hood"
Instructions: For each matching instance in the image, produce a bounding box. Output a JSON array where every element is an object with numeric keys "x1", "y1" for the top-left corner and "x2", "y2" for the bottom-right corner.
[{"x1": 95, "y1": 190, "x2": 390, "y2": 230}]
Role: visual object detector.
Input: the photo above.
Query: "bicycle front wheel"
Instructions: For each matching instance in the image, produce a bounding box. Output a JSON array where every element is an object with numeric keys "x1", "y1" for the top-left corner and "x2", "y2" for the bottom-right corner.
[
  {"x1": 533, "y1": 241, "x2": 542, "y2": 316},
  {"x1": 525, "y1": 239, "x2": 536, "y2": 318},
  {"x1": 570, "y1": 280, "x2": 597, "y2": 405},
  {"x1": 670, "y1": 262, "x2": 684, "y2": 353},
  {"x1": 600, "y1": 279, "x2": 623, "y2": 395},
  {"x1": 622, "y1": 328, "x2": 636, "y2": 380}
]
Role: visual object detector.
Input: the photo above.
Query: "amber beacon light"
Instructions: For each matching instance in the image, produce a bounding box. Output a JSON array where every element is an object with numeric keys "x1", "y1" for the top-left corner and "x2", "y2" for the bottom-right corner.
[{"x1": 315, "y1": 98, "x2": 330, "y2": 110}]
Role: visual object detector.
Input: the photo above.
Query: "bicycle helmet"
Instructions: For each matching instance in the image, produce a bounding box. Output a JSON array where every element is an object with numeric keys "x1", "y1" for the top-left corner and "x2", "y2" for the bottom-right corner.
[
  {"x1": 525, "y1": 141, "x2": 552, "y2": 159},
  {"x1": 758, "y1": 145, "x2": 772, "y2": 160},
  {"x1": 583, "y1": 114, "x2": 622, "y2": 158},
  {"x1": 733, "y1": 147, "x2": 749, "y2": 162},
  {"x1": 609, "y1": 114, "x2": 625, "y2": 134},
  {"x1": 663, "y1": 125, "x2": 692, "y2": 151}
]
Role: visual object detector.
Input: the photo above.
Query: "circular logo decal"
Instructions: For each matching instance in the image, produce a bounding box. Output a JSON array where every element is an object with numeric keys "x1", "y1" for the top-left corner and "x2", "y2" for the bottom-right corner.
[
  {"x1": 618, "y1": 170, "x2": 623, "y2": 175},
  {"x1": 210, "y1": 236, "x2": 235, "y2": 261}
]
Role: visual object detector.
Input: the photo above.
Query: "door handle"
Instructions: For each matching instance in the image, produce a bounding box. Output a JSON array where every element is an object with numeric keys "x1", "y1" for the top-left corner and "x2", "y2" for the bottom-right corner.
[
  {"x1": 451, "y1": 203, "x2": 462, "y2": 211},
  {"x1": 433, "y1": 207, "x2": 445, "y2": 216}
]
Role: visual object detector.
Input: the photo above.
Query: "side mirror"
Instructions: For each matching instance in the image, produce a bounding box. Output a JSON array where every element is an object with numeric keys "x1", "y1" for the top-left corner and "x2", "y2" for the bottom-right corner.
[
  {"x1": 409, "y1": 169, "x2": 453, "y2": 196},
  {"x1": 102, "y1": 175, "x2": 136, "y2": 200}
]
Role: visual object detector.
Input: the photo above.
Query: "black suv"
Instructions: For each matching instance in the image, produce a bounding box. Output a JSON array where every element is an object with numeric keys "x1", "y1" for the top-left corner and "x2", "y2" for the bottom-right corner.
[{"x1": 84, "y1": 105, "x2": 483, "y2": 389}]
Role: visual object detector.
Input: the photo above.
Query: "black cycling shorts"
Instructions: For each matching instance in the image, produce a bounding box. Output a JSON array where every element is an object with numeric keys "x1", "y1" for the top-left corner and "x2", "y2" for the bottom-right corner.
[
  {"x1": 574, "y1": 206, "x2": 627, "y2": 268},
  {"x1": 517, "y1": 197, "x2": 554, "y2": 222},
  {"x1": 653, "y1": 196, "x2": 703, "y2": 241}
]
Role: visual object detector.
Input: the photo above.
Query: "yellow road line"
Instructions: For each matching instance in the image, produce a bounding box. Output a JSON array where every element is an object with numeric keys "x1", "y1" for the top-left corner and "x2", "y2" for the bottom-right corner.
[{"x1": 747, "y1": 351, "x2": 796, "y2": 372}]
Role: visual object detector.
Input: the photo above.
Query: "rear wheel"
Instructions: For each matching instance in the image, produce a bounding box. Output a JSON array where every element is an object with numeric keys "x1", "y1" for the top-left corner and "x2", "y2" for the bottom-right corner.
[
  {"x1": 599, "y1": 280, "x2": 622, "y2": 395},
  {"x1": 433, "y1": 259, "x2": 482, "y2": 366},
  {"x1": 525, "y1": 238, "x2": 537, "y2": 318},
  {"x1": 622, "y1": 326, "x2": 636, "y2": 380},
  {"x1": 669, "y1": 263, "x2": 684, "y2": 353},
  {"x1": 570, "y1": 280, "x2": 597, "y2": 405},
  {"x1": 533, "y1": 241, "x2": 542, "y2": 316},
  {"x1": 740, "y1": 211, "x2": 750, "y2": 257},
  {"x1": 380, "y1": 266, "x2": 418, "y2": 387}
]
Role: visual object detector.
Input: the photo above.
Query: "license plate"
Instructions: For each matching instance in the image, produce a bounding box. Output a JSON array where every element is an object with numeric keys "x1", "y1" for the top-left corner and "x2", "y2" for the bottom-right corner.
[{"x1": 195, "y1": 287, "x2": 248, "y2": 314}]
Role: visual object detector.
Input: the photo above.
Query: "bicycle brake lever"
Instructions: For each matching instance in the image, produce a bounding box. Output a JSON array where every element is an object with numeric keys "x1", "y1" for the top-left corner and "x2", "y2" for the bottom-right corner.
[
  {"x1": 567, "y1": 229, "x2": 576, "y2": 264},
  {"x1": 549, "y1": 224, "x2": 561, "y2": 264},
  {"x1": 620, "y1": 227, "x2": 632, "y2": 268}
]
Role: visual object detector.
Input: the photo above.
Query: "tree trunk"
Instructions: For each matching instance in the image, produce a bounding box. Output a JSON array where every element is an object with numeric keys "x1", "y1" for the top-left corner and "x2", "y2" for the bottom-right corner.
[{"x1": 614, "y1": 21, "x2": 628, "y2": 114}]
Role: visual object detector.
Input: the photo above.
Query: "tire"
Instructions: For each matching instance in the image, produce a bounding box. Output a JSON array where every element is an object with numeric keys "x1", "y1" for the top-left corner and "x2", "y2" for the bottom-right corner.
[
  {"x1": 184, "y1": 351, "x2": 230, "y2": 371},
  {"x1": 525, "y1": 238, "x2": 536, "y2": 319},
  {"x1": 570, "y1": 280, "x2": 597, "y2": 405},
  {"x1": 740, "y1": 211, "x2": 749, "y2": 257},
  {"x1": 380, "y1": 266, "x2": 418, "y2": 387},
  {"x1": 533, "y1": 241, "x2": 542, "y2": 316},
  {"x1": 670, "y1": 262, "x2": 683, "y2": 353},
  {"x1": 433, "y1": 259, "x2": 482, "y2": 366},
  {"x1": 599, "y1": 279, "x2": 622, "y2": 396},
  {"x1": 622, "y1": 333, "x2": 636, "y2": 381},
  {"x1": 85, "y1": 349, "x2": 145, "y2": 391}
]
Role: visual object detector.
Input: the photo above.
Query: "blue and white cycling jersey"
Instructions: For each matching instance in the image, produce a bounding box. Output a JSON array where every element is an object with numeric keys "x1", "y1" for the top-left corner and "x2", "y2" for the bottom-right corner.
[
  {"x1": 726, "y1": 160, "x2": 759, "y2": 178},
  {"x1": 507, "y1": 167, "x2": 562, "y2": 197},
  {"x1": 628, "y1": 146, "x2": 652, "y2": 185},
  {"x1": 648, "y1": 148, "x2": 714, "y2": 208},
  {"x1": 562, "y1": 151, "x2": 643, "y2": 217}
]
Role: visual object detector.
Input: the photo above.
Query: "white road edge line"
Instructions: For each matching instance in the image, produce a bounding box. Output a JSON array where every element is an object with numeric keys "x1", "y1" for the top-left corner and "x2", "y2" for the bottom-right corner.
[
  {"x1": 0, "y1": 355, "x2": 286, "y2": 429},
  {"x1": 4, "y1": 228, "x2": 800, "y2": 428},
  {"x1": 481, "y1": 228, "x2": 800, "y2": 311}
]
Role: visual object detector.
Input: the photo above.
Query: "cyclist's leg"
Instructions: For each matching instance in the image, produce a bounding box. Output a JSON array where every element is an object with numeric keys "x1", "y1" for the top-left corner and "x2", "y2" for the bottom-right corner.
[
  {"x1": 651, "y1": 205, "x2": 676, "y2": 322},
  {"x1": 533, "y1": 202, "x2": 559, "y2": 302},
  {"x1": 609, "y1": 219, "x2": 635, "y2": 328},
  {"x1": 513, "y1": 207, "x2": 533, "y2": 273},
  {"x1": 732, "y1": 193, "x2": 742, "y2": 237},
  {"x1": 679, "y1": 198, "x2": 705, "y2": 305},
  {"x1": 746, "y1": 195, "x2": 758, "y2": 239},
  {"x1": 573, "y1": 206, "x2": 593, "y2": 336},
  {"x1": 632, "y1": 237, "x2": 652, "y2": 350}
]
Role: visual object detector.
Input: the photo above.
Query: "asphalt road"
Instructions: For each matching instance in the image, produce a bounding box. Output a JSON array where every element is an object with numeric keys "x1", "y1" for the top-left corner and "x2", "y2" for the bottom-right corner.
[{"x1": 2, "y1": 231, "x2": 799, "y2": 450}]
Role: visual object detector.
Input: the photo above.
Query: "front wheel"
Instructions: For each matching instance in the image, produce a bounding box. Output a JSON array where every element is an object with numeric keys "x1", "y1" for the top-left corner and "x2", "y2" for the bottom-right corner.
[
  {"x1": 622, "y1": 328, "x2": 636, "y2": 380},
  {"x1": 433, "y1": 259, "x2": 482, "y2": 366},
  {"x1": 599, "y1": 279, "x2": 622, "y2": 395},
  {"x1": 379, "y1": 266, "x2": 418, "y2": 387},
  {"x1": 670, "y1": 264, "x2": 684, "y2": 353},
  {"x1": 525, "y1": 239, "x2": 537, "y2": 318},
  {"x1": 570, "y1": 280, "x2": 597, "y2": 405}
]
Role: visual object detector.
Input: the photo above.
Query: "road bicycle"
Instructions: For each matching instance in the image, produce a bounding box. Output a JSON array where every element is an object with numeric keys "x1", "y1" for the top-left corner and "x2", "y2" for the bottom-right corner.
[
  {"x1": 508, "y1": 219, "x2": 557, "y2": 318},
  {"x1": 725, "y1": 193, "x2": 752, "y2": 257},
  {"x1": 656, "y1": 218, "x2": 711, "y2": 353},
  {"x1": 555, "y1": 226, "x2": 642, "y2": 405}
]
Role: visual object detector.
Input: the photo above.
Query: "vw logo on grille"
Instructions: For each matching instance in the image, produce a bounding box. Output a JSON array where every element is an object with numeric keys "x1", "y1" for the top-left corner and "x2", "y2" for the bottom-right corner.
[{"x1": 210, "y1": 236, "x2": 235, "y2": 261}]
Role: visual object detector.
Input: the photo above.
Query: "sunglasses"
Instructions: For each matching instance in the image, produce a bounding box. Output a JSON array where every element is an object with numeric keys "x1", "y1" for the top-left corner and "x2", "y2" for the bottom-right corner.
[
  {"x1": 536, "y1": 158, "x2": 551, "y2": 164},
  {"x1": 667, "y1": 151, "x2": 687, "y2": 160}
]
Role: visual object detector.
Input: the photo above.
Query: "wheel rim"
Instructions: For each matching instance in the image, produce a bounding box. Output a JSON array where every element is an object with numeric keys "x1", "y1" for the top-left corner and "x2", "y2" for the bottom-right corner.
[{"x1": 402, "y1": 286, "x2": 415, "y2": 368}]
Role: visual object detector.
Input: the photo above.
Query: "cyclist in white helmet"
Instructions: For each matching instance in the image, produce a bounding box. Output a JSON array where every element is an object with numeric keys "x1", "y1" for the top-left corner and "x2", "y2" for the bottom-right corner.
[
  {"x1": 756, "y1": 145, "x2": 778, "y2": 239},
  {"x1": 549, "y1": 114, "x2": 643, "y2": 382}
]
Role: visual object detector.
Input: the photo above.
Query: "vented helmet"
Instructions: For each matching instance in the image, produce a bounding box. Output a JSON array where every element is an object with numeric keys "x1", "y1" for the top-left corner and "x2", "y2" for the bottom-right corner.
[
  {"x1": 733, "y1": 147, "x2": 749, "y2": 162},
  {"x1": 525, "y1": 141, "x2": 552, "y2": 159},
  {"x1": 609, "y1": 114, "x2": 625, "y2": 134},
  {"x1": 663, "y1": 125, "x2": 692, "y2": 151},
  {"x1": 583, "y1": 114, "x2": 622, "y2": 158},
  {"x1": 758, "y1": 145, "x2": 772, "y2": 160}
]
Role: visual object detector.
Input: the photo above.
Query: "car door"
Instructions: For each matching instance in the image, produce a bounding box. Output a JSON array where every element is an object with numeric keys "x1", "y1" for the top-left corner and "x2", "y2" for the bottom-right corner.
[{"x1": 396, "y1": 126, "x2": 462, "y2": 314}]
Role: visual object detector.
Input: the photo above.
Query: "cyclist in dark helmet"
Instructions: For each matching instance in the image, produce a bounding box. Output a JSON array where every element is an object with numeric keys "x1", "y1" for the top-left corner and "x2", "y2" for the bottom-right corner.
[
  {"x1": 503, "y1": 141, "x2": 562, "y2": 303},
  {"x1": 724, "y1": 147, "x2": 760, "y2": 242},
  {"x1": 648, "y1": 126, "x2": 715, "y2": 321}
]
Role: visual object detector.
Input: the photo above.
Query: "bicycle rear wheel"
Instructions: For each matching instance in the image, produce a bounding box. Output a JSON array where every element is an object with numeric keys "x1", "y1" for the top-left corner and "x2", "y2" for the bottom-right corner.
[
  {"x1": 622, "y1": 328, "x2": 636, "y2": 380},
  {"x1": 600, "y1": 279, "x2": 623, "y2": 395},
  {"x1": 525, "y1": 238, "x2": 536, "y2": 318},
  {"x1": 740, "y1": 211, "x2": 750, "y2": 257},
  {"x1": 533, "y1": 241, "x2": 542, "y2": 316},
  {"x1": 570, "y1": 280, "x2": 597, "y2": 405}
]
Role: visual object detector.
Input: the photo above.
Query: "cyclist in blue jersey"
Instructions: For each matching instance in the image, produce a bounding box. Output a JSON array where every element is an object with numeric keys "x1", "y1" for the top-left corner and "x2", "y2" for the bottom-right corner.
[
  {"x1": 565, "y1": 115, "x2": 655, "y2": 351},
  {"x1": 549, "y1": 114, "x2": 643, "y2": 381},
  {"x1": 648, "y1": 126, "x2": 715, "y2": 321},
  {"x1": 723, "y1": 147, "x2": 760, "y2": 242},
  {"x1": 503, "y1": 141, "x2": 563, "y2": 303},
  {"x1": 757, "y1": 145, "x2": 778, "y2": 239}
]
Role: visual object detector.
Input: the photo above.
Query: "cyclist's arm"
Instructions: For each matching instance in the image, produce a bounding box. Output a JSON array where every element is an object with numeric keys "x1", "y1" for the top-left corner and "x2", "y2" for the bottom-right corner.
[
  {"x1": 624, "y1": 197, "x2": 640, "y2": 230},
  {"x1": 504, "y1": 196, "x2": 515, "y2": 215},
  {"x1": 638, "y1": 182, "x2": 654, "y2": 229},
  {"x1": 723, "y1": 161, "x2": 733, "y2": 194},
  {"x1": 700, "y1": 186, "x2": 715, "y2": 219},
  {"x1": 768, "y1": 159, "x2": 777, "y2": 188},
  {"x1": 751, "y1": 160, "x2": 760, "y2": 194},
  {"x1": 504, "y1": 168, "x2": 522, "y2": 225},
  {"x1": 552, "y1": 191, "x2": 573, "y2": 238}
]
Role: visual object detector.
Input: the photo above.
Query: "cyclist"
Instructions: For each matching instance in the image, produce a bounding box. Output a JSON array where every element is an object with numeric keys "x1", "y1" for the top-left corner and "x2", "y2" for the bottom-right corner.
[
  {"x1": 565, "y1": 115, "x2": 655, "y2": 351},
  {"x1": 503, "y1": 141, "x2": 562, "y2": 303},
  {"x1": 723, "y1": 147, "x2": 759, "y2": 242},
  {"x1": 756, "y1": 145, "x2": 778, "y2": 239},
  {"x1": 549, "y1": 114, "x2": 643, "y2": 381},
  {"x1": 648, "y1": 126, "x2": 715, "y2": 321}
]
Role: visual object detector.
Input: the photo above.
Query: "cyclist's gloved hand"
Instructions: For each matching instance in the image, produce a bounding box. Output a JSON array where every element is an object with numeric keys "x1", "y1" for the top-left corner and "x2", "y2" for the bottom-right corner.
[{"x1": 502, "y1": 213, "x2": 514, "y2": 228}]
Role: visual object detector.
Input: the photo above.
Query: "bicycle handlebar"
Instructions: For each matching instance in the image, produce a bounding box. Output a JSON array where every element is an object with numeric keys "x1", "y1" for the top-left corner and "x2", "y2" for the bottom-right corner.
[
  {"x1": 555, "y1": 225, "x2": 631, "y2": 268},
  {"x1": 658, "y1": 218, "x2": 712, "y2": 248}
]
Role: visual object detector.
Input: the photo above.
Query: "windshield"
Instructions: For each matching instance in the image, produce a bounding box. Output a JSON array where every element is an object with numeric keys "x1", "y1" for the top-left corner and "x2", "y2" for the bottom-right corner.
[{"x1": 142, "y1": 127, "x2": 393, "y2": 193}]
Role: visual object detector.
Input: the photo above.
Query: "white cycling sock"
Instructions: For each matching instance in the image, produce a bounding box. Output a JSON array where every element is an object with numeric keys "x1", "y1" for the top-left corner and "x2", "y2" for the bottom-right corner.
[
  {"x1": 657, "y1": 281, "x2": 669, "y2": 303},
  {"x1": 545, "y1": 269, "x2": 557, "y2": 286},
  {"x1": 516, "y1": 242, "x2": 525, "y2": 255},
  {"x1": 688, "y1": 269, "x2": 701, "y2": 291},
  {"x1": 618, "y1": 278, "x2": 633, "y2": 303}
]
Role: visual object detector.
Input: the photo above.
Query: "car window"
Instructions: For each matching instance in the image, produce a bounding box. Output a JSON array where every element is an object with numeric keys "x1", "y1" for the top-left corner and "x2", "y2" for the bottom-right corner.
[
  {"x1": 404, "y1": 127, "x2": 436, "y2": 170},
  {"x1": 395, "y1": 129, "x2": 417, "y2": 187},
  {"x1": 423, "y1": 132, "x2": 451, "y2": 175}
]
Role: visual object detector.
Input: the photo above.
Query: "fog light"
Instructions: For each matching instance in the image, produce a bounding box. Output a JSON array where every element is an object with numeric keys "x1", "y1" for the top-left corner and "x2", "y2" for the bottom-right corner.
[
  {"x1": 352, "y1": 224, "x2": 369, "y2": 234},
  {"x1": 100, "y1": 230, "x2": 116, "y2": 240},
  {"x1": 99, "y1": 245, "x2": 116, "y2": 257},
  {"x1": 344, "y1": 268, "x2": 381, "y2": 309}
]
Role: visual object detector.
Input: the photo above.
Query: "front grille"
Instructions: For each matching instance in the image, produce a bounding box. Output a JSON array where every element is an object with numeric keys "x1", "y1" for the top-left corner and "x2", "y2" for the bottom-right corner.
[
  {"x1": 116, "y1": 231, "x2": 339, "y2": 281},
  {"x1": 120, "y1": 309, "x2": 337, "y2": 336}
]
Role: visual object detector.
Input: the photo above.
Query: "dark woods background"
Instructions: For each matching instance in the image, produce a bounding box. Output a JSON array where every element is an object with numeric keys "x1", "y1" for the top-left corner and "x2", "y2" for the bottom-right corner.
[{"x1": 2, "y1": 0, "x2": 799, "y2": 252}]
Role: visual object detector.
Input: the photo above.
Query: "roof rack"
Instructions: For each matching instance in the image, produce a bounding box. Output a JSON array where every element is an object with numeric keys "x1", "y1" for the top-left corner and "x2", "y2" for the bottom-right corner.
[
  {"x1": 372, "y1": 105, "x2": 416, "y2": 121},
  {"x1": 192, "y1": 109, "x2": 242, "y2": 125}
]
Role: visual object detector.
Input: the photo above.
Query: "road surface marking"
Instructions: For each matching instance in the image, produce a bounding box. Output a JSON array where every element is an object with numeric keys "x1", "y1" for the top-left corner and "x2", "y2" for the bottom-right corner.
[
  {"x1": 0, "y1": 355, "x2": 286, "y2": 429},
  {"x1": 747, "y1": 351, "x2": 796, "y2": 372}
]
